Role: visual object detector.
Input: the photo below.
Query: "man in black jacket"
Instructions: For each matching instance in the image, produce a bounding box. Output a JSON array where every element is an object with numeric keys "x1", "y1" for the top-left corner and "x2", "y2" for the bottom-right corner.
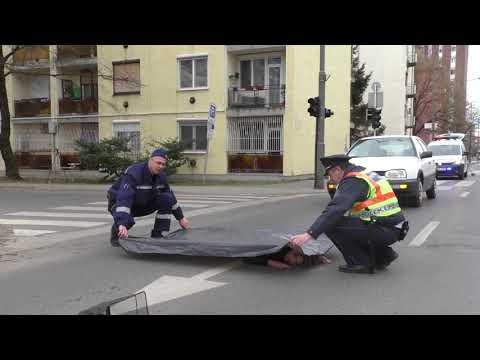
[{"x1": 289, "y1": 155, "x2": 408, "y2": 274}]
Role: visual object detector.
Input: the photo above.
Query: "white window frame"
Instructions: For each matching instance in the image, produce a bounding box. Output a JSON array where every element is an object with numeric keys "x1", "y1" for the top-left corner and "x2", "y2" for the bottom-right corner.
[
  {"x1": 177, "y1": 54, "x2": 209, "y2": 91},
  {"x1": 177, "y1": 119, "x2": 208, "y2": 154},
  {"x1": 112, "y1": 120, "x2": 141, "y2": 159},
  {"x1": 237, "y1": 52, "x2": 284, "y2": 90}
]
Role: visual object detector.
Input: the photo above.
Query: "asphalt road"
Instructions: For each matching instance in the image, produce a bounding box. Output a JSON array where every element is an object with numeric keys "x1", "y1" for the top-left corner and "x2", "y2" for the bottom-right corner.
[{"x1": 1, "y1": 165, "x2": 480, "y2": 314}]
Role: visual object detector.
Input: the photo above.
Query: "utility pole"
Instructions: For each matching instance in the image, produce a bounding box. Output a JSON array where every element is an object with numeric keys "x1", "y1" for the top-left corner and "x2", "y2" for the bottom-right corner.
[
  {"x1": 314, "y1": 45, "x2": 326, "y2": 189},
  {"x1": 49, "y1": 45, "x2": 59, "y2": 174}
]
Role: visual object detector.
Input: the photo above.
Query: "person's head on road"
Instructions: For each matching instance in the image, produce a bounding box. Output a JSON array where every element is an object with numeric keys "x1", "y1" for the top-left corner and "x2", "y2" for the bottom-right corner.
[
  {"x1": 321, "y1": 154, "x2": 352, "y2": 185},
  {"x1": 148, "y1": 148, "x2": 168, "y2": 175},
  {"x1": 284, "y1": 248, "x2": 305, "y2": 266}
]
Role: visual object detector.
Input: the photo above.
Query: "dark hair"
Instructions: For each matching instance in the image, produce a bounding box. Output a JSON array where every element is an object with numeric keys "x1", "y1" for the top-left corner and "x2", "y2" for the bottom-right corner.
[{"x1": 302, "y1": 254, "x2": 325, "y2": 267}]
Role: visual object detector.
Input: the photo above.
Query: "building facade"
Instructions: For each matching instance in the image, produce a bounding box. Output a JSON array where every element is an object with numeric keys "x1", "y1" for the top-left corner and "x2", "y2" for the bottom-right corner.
[
  {"x1": 414, "y1": 45, "x2": 469, "y2": 144},
  {"x1": 4, "y1": 45, "x2": 351, "y2": 177},
  {"x1": 97, "y1": 45, "x2": 351, "y2": 177},
  {"x1": 358, "y1": 45, "x2": 416, "y2": 136}
]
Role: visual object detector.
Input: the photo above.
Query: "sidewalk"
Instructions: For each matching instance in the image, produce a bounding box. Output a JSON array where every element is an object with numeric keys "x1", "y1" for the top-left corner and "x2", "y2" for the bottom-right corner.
[{"x1": 0, "y1": 169, "x2": 325, "y2": 195}]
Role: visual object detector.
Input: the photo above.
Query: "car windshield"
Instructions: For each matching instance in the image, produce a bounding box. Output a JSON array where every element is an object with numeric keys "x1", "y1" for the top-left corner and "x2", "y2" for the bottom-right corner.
[
  {"x1": 428, "y1": 144, "x2": 461, "y2": 156},
  {"x1": 348, "y1": 137, "x2": 416, "y2": 157}
]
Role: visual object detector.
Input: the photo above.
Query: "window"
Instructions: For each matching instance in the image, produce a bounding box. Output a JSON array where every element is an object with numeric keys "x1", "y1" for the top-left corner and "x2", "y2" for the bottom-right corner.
[
  {"x1": 240, "y1": 59, "x2": 265, "y2": 89},
  {"x1": 113, "y1": 121, "x2": 140, "y2": 160},
  {"x1": 113, "y1": 60, "x2": 140, "y2": 95},
  {"x1": 81, "y1": 72, "x2": 98, "y2": 99},
  {"x1": 178, "y1": 121, "x2": 207, "y2": 151},
  {"x1": 348, "y1": 137, "x2": 416, "y2": 157},
  {"x1": 178, "y1": 56, "x2": 208, "y2": 89}
]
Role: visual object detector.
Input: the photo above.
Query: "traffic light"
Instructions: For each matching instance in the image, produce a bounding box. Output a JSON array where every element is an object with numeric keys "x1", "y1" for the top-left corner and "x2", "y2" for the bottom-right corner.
[
  {"x1": 367, "y1": 108, "x2": 382, "y2": 129},
  {"x1": 308, "y1": 97, "x2": 334, "y2": 119},
  {"x1": 308, "y1": 97, "x2": 320, "y2": 118}
]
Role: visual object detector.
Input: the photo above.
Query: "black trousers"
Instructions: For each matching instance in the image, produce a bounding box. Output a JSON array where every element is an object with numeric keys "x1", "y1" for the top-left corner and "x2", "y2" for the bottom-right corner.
[{"x1": 325, "y1": 217, "x2": 399, "y2": 267}]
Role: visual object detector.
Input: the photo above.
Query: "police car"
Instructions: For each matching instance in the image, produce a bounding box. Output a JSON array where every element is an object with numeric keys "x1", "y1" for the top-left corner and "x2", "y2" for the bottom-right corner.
[
  {"x1": 327, "y1": 135, "x2": 437, "y2": 208},
  {"x1": 427, "y1": 133, "x2": 469, "y2": 180}
]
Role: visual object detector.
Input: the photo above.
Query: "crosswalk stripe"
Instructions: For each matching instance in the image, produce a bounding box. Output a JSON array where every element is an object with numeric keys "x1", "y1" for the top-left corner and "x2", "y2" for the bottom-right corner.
[
  {"x1": 6, "y1": 211, "x2": 112, "y2": 219},
  {"x1": 53, "y1": 206, "x2": 107, "y2": 211},
  {"x1": 436, "y1": 180, "x2": 446, "y2": 185},
  {"x1": 454, "y1": 180, "x2": 476, "y2": 187},
  {"x1": 460, "y1": 192, "x2": 470, "y2": 198},
  {"x1": 437, "y1": 186, "x2": 454, "y2": 191},
  {"x1": 177, "y1": 197, "x2": 250, "y2": 202},
  {"x1": 0, "y1": 219, "x2": 106, "y2": 228},
  {"x1": 176, "y1": 195, "x2": 270, "y2": 200},
  {"x1": 88, "y1": 202, "x2": 210, "y2": 209},
  {"x1": 13, "y1": 229, "x2": 57, "y2": 236}
]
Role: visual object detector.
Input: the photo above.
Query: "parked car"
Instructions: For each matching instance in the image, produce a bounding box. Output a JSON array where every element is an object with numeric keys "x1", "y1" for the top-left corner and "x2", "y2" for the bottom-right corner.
[
  {"x1": 427, "y1": 134, "x2": 469, "y2": 179},
  {"x1": 327, "y1": 135, "x2": 436, "y2": 207}
]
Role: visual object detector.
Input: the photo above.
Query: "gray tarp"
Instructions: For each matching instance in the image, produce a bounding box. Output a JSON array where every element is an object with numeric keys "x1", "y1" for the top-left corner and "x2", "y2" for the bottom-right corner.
[{"x1": 119, "y1": 227, "x2": 333, "y2": 258}]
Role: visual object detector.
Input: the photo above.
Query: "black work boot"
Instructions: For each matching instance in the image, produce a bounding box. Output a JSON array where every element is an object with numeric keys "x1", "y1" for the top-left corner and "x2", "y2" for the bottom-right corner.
[
  {"x1": 151, "y1": 217, "x2": 170, "y2": 238},
  {"x1": 110, "y1": 224, "x2": 120, "y2": 247},
  {"x1": 338, "y1": 264, "x2": 371, "y2": 274},
  {"x1": 376, "y1": 250, "x2": 399, "y2": 270}
]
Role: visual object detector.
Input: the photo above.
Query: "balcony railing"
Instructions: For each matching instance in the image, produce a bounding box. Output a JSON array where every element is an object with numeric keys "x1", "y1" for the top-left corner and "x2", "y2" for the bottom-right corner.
[
  {"x1": 228, "y1": 85, "x2": 286, "y2": 108},
  {"x1": 13, "y1": 46, "x2": 49, "y2": 65},
  {"x1": 14, "y1": 98, "x2": 51, "y2": 117},
  {"x1": 57, "y1": 45, "x2": 97, "y2": 60},
  {"x1": 59, "y1": 98, "x2": 98, "y2": 115},
  {"x1": 407, "y1": 46, "x2": 417, "y2": 66},
  {"x1": 406, "y1": 84, "x2": 416, "y2": 98}
]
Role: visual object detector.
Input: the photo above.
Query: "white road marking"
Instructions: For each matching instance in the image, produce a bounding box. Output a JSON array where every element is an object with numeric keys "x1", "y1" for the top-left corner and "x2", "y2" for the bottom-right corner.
[
  {"x1": 408, "y1": 221, "x2": 440, "y2": 247},
  {"x1": 455, "y1": 180, "x2": 476, "y2": 188},
  {"x1": 136, "y1": 261, "x2": 241, "y2": 308},
  {"x1": 460, "y1": 192, "x2": 470, "y2": 198},
  {"x1": 88, "y1": 202, "x2": 209, "y2": 209},
  {"x1": 53, "y1": 206, "x2": 107, "y2": 211},
  {"x1": 165, "y1": 199, "x2": 233, "y2": 204},
  {"x1": 13, "y1": 229, "x2": 57, "y2": 236},
  {"x1": 0, "y1": 219, "x2": 106, "y2": 228},
  {"x1": 177, "y1": 195, "x2": 270, "y2": 200},
  {"x1": 177, "y1": 197, "x2": 250, "y2": 202},
  {"x1": 6, "y1": 211, "x2": 112, "y2": 219},
  {"x1": 437, "y1": 186, "x2": 455, "y2": 191},
  {"x1": 436, "y1": 180, "x2": 446, "y2": 185}
]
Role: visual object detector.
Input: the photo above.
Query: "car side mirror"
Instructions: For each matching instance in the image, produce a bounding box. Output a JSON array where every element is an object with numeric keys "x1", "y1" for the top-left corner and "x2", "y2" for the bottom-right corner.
[{"x1": 420, "y1": 151, "x2": 432, "y2": 159}]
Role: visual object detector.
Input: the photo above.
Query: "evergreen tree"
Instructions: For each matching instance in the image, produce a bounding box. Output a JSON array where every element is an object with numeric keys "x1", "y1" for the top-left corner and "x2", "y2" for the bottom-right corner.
[{"x1": 350, "y1": 46, "x2": 385, "y2": 143}]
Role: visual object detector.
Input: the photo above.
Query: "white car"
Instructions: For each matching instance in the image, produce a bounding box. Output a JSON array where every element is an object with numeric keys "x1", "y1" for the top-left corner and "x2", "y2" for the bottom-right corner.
[{"x1": 329, "y1": 135, "x2": 437, "y2": 207}]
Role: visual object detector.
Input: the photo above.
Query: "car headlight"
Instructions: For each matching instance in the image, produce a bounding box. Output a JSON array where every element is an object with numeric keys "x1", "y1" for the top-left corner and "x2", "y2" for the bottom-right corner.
[{"x1": 385, "y1": 169, "x2": 407, "y2": 180}]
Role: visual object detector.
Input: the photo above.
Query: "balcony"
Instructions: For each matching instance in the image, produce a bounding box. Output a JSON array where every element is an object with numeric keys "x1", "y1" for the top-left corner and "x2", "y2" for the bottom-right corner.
[
  {"x1": 228, "y1": 86, "x2": 285, "y2": 109},
  {"x1": 57, "y1": 45, "x2": 97, "y2": 68},
  {"x1": 407, "y1": 46, "x2": 417, "y2": 66},
  {"x1": 226, "y1": 45, "x2": 286, "y2": 54},
  {"x1": 59, "y1": 97, "x2": 98, "y2": 115},
  {"x1": 14, "y1": 98, "x2": 51, "y2": 118},
  {"x1": 406, "y1": 84, "x2": 416, "y2": 98},
  {"x1": 12, "y1": 46, "x2": 50, "y2": 70}
]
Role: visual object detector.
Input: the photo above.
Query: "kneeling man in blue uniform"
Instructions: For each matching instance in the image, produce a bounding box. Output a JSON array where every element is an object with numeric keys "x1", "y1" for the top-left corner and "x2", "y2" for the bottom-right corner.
[{"x1": 107, "y1": 148, "x2": 190, "y2": 246}]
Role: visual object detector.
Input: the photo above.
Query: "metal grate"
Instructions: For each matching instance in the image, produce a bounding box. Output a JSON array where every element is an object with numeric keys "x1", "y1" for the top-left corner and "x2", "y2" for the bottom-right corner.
[{"x1": 227, "y1": 116, "x2": 283, "y2": 154}]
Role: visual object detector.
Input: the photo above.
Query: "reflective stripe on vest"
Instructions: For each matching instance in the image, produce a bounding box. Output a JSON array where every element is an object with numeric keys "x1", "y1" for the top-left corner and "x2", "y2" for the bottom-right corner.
[{"x1": 345, "y1": 171, "x2": 401, "y2": 220}]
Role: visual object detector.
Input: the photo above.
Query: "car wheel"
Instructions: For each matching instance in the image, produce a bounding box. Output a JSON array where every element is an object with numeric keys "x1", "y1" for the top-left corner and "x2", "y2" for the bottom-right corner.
[
  {"x1": 426, "y1": 178, "x2": 436, "y2": 199},
  {"x1": 409, "y1": 178, "x2": 423, "y2": 207}
]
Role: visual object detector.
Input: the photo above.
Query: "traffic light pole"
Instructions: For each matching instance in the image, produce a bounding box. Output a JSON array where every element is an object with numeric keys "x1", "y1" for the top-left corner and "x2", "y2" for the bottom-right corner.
[{"x1": 314, "y1": 45, "x2": 326, "y2": 189}]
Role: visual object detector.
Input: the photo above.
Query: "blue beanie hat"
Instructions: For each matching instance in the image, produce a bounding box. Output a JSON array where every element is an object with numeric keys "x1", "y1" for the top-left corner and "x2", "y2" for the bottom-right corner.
[{"x1": 150, "y1": 148, "x2": 168, "y2": 159}]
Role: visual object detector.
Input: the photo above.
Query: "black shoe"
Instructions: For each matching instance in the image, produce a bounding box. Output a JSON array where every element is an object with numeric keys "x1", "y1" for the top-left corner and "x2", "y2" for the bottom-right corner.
[
  {"x1": 376, "y1": 251, "x2": 399, "y2": 270},
  {"x1": 110, "y1": 224, "x2": 120, "y2": 247},
  {"x1": 338, "y1": 264, "x2": 371, "y2": 274}
]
